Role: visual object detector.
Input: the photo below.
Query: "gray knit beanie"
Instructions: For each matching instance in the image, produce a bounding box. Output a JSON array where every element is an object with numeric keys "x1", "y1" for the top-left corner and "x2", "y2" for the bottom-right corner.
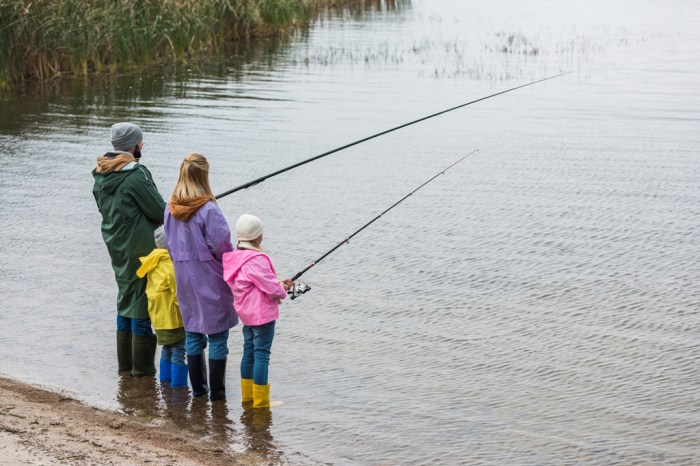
[
  {"x1": 154, "y1": 226, "x2": 167, "y2": 249},
  {"x1": 111, "y1": 122, "x2": 143, "y2": 151}
]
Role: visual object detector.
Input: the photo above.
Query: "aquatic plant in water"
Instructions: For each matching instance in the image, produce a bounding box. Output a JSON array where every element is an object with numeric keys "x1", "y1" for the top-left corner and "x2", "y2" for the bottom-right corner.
[{"x1": 0, "y1": 0, "x2": 385, "y2": 87}]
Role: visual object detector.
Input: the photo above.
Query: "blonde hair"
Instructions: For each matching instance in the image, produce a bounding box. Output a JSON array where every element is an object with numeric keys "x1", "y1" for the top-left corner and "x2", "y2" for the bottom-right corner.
[{"x1": 171, "y1": 153, "x2": 215, "y2": 202}]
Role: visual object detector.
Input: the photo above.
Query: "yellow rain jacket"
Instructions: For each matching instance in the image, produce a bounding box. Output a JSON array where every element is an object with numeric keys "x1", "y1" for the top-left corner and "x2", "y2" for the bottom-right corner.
[{"x1": 136, "y1": 248, "x2": 185, "y2": 345}]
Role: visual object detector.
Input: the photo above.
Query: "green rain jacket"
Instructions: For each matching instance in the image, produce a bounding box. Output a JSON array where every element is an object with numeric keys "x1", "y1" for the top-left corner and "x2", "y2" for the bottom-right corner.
[{"x1": 93, "y1": 159, "x2": 166, "y2": 319}]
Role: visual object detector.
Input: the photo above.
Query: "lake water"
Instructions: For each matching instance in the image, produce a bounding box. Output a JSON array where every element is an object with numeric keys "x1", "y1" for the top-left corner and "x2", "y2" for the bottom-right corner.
[{"x1": 1, "y1": 0, "x2": 699, "y2": 464}]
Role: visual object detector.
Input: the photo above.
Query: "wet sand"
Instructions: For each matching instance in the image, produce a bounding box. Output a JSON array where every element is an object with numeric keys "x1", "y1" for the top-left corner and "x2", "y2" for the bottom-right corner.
[{"x1": 0, "y1": 375, "x2": 259, "y2": 465}]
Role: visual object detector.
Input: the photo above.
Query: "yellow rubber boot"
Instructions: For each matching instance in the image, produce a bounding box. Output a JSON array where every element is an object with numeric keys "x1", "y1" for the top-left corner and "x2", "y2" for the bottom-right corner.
[
  {"x1": 241, "y1": 378, "x2": 254, "y2": 403},
  {"x1": 253, "y1": 383, "x2": 270, "y2": 408}
]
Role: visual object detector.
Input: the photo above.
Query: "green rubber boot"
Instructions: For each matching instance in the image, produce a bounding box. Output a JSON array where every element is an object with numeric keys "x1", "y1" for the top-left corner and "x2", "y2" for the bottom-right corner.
[
  {"x1": 117, "y1": 331, "x2": 132, "y2": 373},
  {"x1": 131, "y1": 335, "x2": 157, "y2": 377}
]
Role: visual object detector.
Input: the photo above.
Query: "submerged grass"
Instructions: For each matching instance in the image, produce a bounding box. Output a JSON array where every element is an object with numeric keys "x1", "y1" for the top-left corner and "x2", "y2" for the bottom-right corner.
[{"x1": 0, "y1": 0, "x2": 388, "y2": 87}]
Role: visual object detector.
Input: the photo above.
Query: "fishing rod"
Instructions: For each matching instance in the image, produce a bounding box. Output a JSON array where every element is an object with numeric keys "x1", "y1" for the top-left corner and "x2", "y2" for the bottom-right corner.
[
  {"x1": 287, "y1": 149, "x2": 480, "y2": 300},
  {"x1": 215, "y1": 71, "x2": 570, "y2": 200}
]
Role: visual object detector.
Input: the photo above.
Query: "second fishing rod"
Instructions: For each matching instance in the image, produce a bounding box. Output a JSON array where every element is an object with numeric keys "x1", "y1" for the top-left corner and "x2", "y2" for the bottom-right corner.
[
  {"x1": 287, "y1": 149, "x2": 480, "y2": 300},
  {"x1": 215, "y1": 71, "x2": 570, "y2": 200}
]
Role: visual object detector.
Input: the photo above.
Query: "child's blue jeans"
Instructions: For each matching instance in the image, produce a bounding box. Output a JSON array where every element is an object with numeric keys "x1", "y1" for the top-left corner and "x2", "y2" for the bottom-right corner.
[
  {"x1": 160, "y1": 339, "x2": 186, "y2": 366},
  {"x1": 186, "y1": 330, "x2": 229, "y2": 360},
  {"x1": 241, "y1": 320, "x2": 276, "y2": 386},
  {"x1": 116, "y1": 315, "x2": 153, "y2": 336}
]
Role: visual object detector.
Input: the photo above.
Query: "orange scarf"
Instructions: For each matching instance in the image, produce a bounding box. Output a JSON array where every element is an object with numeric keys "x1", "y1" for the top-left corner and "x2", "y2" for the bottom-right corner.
[
  {"x1": 169, "y1": 195, "x2": 214, "y2": 221},
  {"x1": 95, "y1": 153, "x2": 136, "y2": 173}
]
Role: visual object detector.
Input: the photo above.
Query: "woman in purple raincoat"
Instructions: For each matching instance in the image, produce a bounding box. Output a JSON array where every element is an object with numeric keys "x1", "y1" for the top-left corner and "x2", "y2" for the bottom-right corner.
[{"x1": 164, "y1": 153, "x2": 238, "y2": 401}]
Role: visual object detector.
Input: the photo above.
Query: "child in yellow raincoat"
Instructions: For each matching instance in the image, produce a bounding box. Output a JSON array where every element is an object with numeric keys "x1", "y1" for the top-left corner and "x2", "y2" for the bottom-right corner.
[{"x1": 136, "y1": 227, "x2": 188, "y2": 387}]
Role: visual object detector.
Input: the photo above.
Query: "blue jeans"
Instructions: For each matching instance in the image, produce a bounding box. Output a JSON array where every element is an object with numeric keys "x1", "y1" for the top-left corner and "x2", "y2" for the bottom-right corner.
[
  {"x1": 186, "y1": 330, "x2": 229, "y2": 360},
  {"x1": 116, "y1": 315, "x2": 153, "y2": 336},
  {"x1": 241, "y1": 321, "x2": 276, "y2": 386},
  {"x1": 161, "y1": 339, "x2": 186, "y2": 366}
]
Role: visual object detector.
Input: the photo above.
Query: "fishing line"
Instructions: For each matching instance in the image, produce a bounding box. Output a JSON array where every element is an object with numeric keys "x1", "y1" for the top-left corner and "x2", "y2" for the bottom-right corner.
[
  {"x1": 215, "y1": 71, "x2": 570, "y2": 200},
  {"x1": 287, "y1": 149, "x2": 480, "y2": 299}
]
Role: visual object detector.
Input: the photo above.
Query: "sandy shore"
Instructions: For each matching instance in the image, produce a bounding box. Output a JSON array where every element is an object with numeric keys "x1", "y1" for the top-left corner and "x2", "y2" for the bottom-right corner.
[{"x1": 0, "y1": 375, "x2": 269, "y2": 465}]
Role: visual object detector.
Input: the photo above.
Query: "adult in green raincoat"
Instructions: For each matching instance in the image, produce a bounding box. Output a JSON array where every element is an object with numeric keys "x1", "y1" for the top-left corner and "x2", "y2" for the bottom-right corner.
[{"x1": 93, "y1": 122, "x2": 166, "y2": 377}]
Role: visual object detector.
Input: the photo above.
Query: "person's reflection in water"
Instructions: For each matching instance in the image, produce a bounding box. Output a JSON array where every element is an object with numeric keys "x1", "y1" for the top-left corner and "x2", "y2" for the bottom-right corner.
[
  {"x1": 209, "y1": 401, "x2": 235, "y2": 443},
  {"x1": 182, "y1": 395, "x2": 210, "y2": 437},
  {"x1": 172, "y1": 397, "x2": 237, "y2": 447},
  {"x1": 124, "y1": 376, "x2": 238, "y2": 452},
  {"x1": 116, "y1": 374, "x2": 161, "y2": 417},
  {"x1": 160, "y1": 383, "x2": 190, "y2": 427},
  {"x1": 239, "y1": 406, "x2": 283, "y2": 462}
]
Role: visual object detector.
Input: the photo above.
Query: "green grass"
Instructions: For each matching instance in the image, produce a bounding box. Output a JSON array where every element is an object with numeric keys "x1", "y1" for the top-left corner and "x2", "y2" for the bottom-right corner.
[{"x1": 0, "y1": 0, "x2": 379, "y2": 85}]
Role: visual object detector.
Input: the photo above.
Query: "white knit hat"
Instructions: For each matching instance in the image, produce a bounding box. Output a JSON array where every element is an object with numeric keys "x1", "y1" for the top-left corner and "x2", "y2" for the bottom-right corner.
[{"x1": 236, "y1": 214, "x2": 264, "y2": 241}]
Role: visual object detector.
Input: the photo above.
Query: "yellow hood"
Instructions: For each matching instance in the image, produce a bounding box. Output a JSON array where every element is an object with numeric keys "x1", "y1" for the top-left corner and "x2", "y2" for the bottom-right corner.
[
  {"x1": 136, "y1": 248, "x2": 183, "y2": 331},
  {"x1": 137, "y1": 248, "x2": 171, "y2": 278}
]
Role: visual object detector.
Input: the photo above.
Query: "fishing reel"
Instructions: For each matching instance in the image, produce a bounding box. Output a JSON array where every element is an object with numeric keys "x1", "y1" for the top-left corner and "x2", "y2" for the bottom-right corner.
[{"x1": 288, "y1": 282, "x2": 311, "y2": 300}]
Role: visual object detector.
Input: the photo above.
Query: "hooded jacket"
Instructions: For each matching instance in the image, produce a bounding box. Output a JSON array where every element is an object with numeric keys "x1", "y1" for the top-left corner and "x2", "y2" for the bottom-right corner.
[
  {"x1": 136, "y1": 248, "x2": 185, "y2": 345},
  {"x1": 93, "y1": 159, "x2": 166, "y2": 319},
  {"x1": 164, "y1": 201, "x2": 238, "y2": 334},
  {"x1": 222, "y1": 249, "x2": 287, "y2": 327}
]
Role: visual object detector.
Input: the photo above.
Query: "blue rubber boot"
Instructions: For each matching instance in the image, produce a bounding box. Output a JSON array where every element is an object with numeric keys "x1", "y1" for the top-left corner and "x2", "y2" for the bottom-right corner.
[
  {"x1": 160, "y1": 359, "x2": 172, "y2": 383},
  {"x1": 171, "y1": 363, "x2": 189, "y2": 388}
]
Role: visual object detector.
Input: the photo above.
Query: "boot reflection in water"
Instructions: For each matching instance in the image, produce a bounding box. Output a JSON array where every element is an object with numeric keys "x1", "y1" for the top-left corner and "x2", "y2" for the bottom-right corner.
[
  {"x1": 161, "y1": 384, "x2": 227, "y2": 434},
  {"x1": 183, "y1": 385, "x2": 212, "y2": 434},
  {"x1": 240, "y1": 406, "x2": 282, "y2": 460},
  {"x1": 117, "y1": 374, "x2": 160, "y2": 417},
  {"x1": 208, "y1": 401, "x2": 235, "y2": 443},
  {"x1": 160, "y1": 380, "x2": 190, "y2": 422}
]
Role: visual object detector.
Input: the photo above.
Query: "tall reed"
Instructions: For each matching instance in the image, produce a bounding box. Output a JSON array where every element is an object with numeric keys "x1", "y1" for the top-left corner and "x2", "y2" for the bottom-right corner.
[{"x1": 1, "y1": 0, "x2": 379, "y2": 87}]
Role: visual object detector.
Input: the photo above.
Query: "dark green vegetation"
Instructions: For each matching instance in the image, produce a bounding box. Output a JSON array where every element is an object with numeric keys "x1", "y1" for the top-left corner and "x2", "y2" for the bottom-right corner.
[{"x1": 0, "y1": 0, "x2": 403, "y2": 88}]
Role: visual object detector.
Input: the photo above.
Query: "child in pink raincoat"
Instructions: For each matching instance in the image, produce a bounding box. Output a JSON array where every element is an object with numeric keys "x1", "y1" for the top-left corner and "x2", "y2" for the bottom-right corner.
[{"x1": 222, "y1": 214, "x2": 293, "y2": 408}]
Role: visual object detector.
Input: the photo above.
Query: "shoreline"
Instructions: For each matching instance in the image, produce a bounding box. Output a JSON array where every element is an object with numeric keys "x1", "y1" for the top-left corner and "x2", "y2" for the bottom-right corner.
[{"x1": 0, "y1": 375, "x2": 264, "y2": 465}]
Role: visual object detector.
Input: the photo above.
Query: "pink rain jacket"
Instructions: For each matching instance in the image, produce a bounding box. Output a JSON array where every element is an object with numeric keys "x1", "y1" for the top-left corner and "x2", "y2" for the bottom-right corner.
[{"x1": 222, "y1": 249, "x2": 287, "y2": 326}]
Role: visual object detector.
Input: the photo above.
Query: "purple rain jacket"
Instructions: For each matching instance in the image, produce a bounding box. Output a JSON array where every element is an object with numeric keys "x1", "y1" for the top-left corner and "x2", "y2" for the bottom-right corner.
[{"x1": 163, "y1": 201, "x2": 238, "y2": 334}]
